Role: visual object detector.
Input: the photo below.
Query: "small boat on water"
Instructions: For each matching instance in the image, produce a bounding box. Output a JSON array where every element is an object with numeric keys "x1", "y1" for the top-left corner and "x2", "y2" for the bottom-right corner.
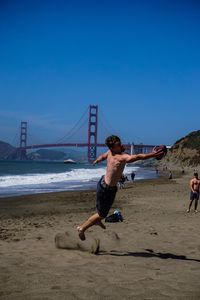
[{"x1": 64, "y1": 159, "x2": 77, "y2": 164}]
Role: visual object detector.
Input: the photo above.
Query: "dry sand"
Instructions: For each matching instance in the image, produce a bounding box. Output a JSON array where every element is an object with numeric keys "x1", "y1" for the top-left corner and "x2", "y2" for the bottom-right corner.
[{"x1": 1, "y1": 170, "x2": 200, "y2": 299}]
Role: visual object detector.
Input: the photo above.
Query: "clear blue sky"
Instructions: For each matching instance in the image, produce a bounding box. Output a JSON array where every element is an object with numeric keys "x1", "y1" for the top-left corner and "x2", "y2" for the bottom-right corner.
[{"x1": 0, "y1": 0, "x2": 200, "y2": 146}]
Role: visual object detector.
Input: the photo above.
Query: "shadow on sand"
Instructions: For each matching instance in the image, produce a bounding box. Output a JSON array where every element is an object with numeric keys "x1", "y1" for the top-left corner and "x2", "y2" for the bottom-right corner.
[{"x1": 99, "y1": 248, "x2": 200, "y2": 263}]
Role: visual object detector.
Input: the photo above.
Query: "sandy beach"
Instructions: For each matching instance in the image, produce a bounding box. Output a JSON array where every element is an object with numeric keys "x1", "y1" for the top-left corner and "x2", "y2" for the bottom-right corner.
[{"x1": 1, "y1": 170, "x2": 200, "y2": 300}]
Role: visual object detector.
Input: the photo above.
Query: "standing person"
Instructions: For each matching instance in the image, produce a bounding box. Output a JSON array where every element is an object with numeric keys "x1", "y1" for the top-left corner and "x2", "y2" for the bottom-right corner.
[
  {"x1": 131, "y1": 171, "x2": 135, "y2": 181},
  {"x1": 77, "y1": 135, "x2": 166, "y2": 240},
  {"x1": 118, "y1": 174, "x2": 126, "y2": 189},
  {"x1": 187, "y1": 172, "x2": 200, "y2": 213}
]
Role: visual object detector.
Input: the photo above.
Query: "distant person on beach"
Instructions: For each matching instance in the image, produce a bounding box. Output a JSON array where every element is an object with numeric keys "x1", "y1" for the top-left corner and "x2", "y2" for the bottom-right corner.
[
  {"x1": 131, "y1": 171, "x2": 135, "y2": 181},
  {"x1": 118, "y1": 174, "x2": 126, "y2": 189},
  {"x1": 187, "y1": 172, "x2": 200, "y2": 213},
  {"x1": 77, "y1": 135, "x2": 166, "y2": 240},
  {"x1": 168, "y1": 171, "x2": 172, "y2": 179}
]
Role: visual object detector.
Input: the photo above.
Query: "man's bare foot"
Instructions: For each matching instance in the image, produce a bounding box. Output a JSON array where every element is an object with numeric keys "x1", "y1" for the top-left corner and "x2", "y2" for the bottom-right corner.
[
  {"x1": 95, "y1": 220, "x2": 106, "y2": 229},
  {"x1": 77, "y1": 226, "x2": 86, "y2": 241}
]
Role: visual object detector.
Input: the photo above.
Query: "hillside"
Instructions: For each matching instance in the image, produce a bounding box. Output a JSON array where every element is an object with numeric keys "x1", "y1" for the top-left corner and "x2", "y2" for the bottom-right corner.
[
  {"x1": 0, "y1": 141, "x2": 16, "y2": 159},
  {"x1": 163, "y1": 130, "x2": 200, "y2": 167},
  {"x1": 0, "y1": 140, "x2": 87, "y2": 161},
  {"x1": 28, "y1": 148, "x2": 87, "y2": 161},
  {"x1": 27, "y1": 149, "x2": 67, "y2": 161}
]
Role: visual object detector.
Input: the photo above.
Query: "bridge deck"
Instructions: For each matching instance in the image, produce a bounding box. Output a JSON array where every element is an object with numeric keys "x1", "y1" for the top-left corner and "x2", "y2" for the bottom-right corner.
[{"x1": 17, "y1": 143, "x2": 155, "y2": 150}]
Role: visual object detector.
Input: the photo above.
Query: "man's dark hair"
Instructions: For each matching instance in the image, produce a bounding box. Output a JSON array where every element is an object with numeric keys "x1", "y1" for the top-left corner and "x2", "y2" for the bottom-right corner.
[
  {"x1": 105, "y1": 135, "x2": 121, "y2": 149},
  {"x1": 194, "y1": 172, "x2": 198, "y2": 178}
]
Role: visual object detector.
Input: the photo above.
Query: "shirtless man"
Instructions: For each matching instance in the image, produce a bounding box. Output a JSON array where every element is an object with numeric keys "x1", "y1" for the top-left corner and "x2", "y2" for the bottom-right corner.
[
  {"x1": 187, "y1": 172, "x2": 200, "y2": 213},
  {"x1": 77, "y1": 135, "x2": 165, "y2": 240}
]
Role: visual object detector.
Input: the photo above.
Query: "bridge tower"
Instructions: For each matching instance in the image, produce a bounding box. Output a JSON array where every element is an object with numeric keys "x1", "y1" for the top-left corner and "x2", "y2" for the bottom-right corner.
[
  {"x1": 19, "y1": 121, "x2": 28, "y2": 160},
  {"x1": 88, "y1": 105, "x2": 98, "y2": 162}
]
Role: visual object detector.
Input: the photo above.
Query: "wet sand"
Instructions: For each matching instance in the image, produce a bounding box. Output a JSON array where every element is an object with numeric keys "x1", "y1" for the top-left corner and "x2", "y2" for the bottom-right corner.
[{"x1": 1, "y1": 171, "x2": 200, "y2": 299}]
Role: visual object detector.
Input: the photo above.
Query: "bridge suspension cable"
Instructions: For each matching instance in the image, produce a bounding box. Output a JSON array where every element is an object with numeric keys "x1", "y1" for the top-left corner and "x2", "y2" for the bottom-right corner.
[
  {"x1": 28, "y1": 126, "x2": 44, "y2": 146},
  {"x1": 11, "y1": 130, "x2": 19, "y2": 147},
  {"x1": 98, "y1": 108, "x2": 119, "y2": 137},
  {"x1": 59, "y1": 116, "x2": 88, "y2": 142},
  {"x1": 54, "y1": 106, "x2": 89, "y2": 143}
]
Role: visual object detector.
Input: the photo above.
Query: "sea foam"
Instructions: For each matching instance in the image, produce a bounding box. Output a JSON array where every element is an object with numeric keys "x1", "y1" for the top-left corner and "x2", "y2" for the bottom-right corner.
[{"x1": 0, "y1": 165, "x2": 139, "y2": 188}]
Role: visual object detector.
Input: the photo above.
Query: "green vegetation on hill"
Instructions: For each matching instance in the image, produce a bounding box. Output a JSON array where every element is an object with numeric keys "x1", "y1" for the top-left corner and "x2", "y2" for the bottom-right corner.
[
  {"x1": 166, "y1": 130, "x2": 200, "y2": 166},
  {"x1": 174, "y1": 130, "x2": 200, "y2": 153}
]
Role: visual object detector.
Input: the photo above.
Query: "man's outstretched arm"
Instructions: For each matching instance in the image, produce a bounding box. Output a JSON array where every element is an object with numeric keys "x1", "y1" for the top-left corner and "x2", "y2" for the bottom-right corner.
[
  {"x1": 93, "y1": 151, "x2": 109, "y2": 165},
  {"x1": 124, "y1": 150, "x2": 164, "y2": 164}
]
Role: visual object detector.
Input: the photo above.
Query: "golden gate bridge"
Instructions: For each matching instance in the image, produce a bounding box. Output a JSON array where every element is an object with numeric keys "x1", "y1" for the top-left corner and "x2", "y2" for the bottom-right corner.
[{"x1": 16, "y1": 105, "x2": 155, "y2": 162}]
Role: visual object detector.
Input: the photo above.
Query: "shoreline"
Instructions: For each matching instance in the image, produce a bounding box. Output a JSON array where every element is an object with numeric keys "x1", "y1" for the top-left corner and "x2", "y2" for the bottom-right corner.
[
  {"x1": 0, "y1": 174, "x2": 160, "y2": 200},
  {"x1": 1, "y1": 171, "x2": 200, "y2": 299},
  {"x1": 0, "y1": 162, "x2": 159, "y2": 199}
]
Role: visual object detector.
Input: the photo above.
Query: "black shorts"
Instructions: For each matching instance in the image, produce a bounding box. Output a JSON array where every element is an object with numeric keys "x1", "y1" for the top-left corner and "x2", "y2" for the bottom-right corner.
[
  {"x1": 96, "y1": 176, "x2": 117, "y2": 218},
  {"x1": 190, "y1": 191, "x2": 199, "y2": 201}
]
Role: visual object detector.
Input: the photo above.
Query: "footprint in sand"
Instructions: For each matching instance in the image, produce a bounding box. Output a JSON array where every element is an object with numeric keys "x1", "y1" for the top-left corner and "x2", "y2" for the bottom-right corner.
[{"x1": 55, "y1": 230, "x2": 100, "y2": 255}]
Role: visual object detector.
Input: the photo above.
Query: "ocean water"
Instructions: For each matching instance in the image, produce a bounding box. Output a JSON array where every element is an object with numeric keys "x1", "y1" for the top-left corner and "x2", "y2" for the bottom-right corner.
[{"x1": 0, "y1": 161, "x2": 158, "y2": 198}]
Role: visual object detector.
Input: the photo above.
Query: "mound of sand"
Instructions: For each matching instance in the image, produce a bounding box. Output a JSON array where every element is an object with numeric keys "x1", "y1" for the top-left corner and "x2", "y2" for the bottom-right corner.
[{"x1": 55, "y1": 230, "x2": 100, "y2": 255}]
